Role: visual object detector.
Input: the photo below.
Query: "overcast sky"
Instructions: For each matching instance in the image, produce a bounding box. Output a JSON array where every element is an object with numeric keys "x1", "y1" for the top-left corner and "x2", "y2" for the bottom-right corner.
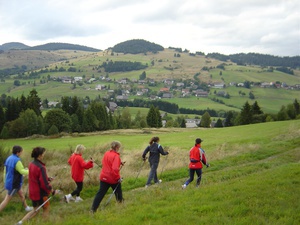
[{"x1": 0, "y1": 0, "x2": 299, "y2": 56}]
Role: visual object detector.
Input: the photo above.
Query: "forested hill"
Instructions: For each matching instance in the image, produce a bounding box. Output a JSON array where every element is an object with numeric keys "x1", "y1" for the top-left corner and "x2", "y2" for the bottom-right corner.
[
  {"x1": 0, "y1": 42, "x2": 100, "y2": 52},
  {"x1": 25, "y1": 42, "x2": 101, "y2": 52},
  {"x1": 111, "y1": 39, "x2": 164, "y2": 54},
  {"x1": 0, "y1": 42, "x2": 30, "y2": 51},
  {"x1": 206, "y1": 52, "x2": 300, "y2": 68}
]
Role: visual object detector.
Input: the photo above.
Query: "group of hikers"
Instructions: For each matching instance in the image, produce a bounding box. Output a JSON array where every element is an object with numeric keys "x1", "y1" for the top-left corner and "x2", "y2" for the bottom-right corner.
[{"x1": 0, "y1": 136, "x2": 209, "y2": 224}]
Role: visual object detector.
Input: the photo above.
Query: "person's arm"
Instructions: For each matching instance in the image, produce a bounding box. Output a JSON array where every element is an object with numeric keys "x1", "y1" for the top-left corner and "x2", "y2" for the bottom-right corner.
[
  {"x1": 142, "y1": 146, "x2": 150, "y2": 160},
  {"x1": 39, "y1": 166, "x2": 52, "y2": 195},
  {"x1": 158, "y1": 144, "x2": 169, "y2": 155},
  {"x1": 111, "y1": 156, "x2": 121, "y2": 182},
  {"x1": 15, "y1": 161, "x2": 29, "y2": 175},
  {"x1": 78, "y1": 156, "x2": 93, "y2": 169}
]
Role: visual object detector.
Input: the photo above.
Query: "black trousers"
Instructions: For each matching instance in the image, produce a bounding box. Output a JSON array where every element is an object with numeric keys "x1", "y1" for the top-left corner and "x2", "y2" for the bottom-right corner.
[{"x1": 91, "y1": 180, "x2": 123, "y2": 211}]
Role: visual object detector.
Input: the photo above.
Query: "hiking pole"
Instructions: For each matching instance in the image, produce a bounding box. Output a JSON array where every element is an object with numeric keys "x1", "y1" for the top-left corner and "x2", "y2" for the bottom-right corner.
[
  {"x1": 104, "y1": 163, "x2": 125, "y2": 207},
  {"x1": 34, "y1": 189, "x2": 60, "y2": 212},
  {"x1": 160, "y1": 154, "x2": 169, "y2": 178},
  {"x1": 104, "y1": 181, "x2": 121, "y2": 207},
  {"x1": 0, "y1": 187, "x2": 5, "y2": 193},
  {"x1": 134, "y1": 159, "x2": 146, "y2": 184}
]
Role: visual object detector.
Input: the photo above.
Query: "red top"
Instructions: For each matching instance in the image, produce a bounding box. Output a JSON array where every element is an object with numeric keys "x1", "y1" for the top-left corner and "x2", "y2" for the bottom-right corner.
[
  {"x1": 28, "y1": 159, "x2": 52, "y2": 201},
  {"x1": 100, "y1": 150, "x2": 121, "y2": 184},
  {"x1": 68, "y1": 153, "x2": 93, "y2": 182},
  {"x1": 188, "y1": 144, "x2": 207, "y2": 169}
]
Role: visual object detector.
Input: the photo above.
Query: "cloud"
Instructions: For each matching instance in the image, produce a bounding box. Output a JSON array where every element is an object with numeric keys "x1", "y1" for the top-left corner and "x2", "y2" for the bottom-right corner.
[{"x1": 0, "y1": 0, "x2": 299, "y2": 56}]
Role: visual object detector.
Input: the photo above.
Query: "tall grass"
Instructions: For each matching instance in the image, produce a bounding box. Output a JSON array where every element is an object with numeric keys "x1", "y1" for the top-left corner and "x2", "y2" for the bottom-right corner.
[{"x1": 0, "y1": 120, "x2": 299, "y2": 224}]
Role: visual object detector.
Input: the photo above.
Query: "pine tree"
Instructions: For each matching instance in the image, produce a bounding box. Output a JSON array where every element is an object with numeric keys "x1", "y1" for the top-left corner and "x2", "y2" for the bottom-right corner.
[{"x1": 240, "y1": 101, "x2": 252, "y2": 125}]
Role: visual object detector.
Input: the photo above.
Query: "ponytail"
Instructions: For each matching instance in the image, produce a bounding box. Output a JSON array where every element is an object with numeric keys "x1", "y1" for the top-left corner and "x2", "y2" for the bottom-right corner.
[{"x1": 149, "y1": 136, "x2": 159, "y2": 145}]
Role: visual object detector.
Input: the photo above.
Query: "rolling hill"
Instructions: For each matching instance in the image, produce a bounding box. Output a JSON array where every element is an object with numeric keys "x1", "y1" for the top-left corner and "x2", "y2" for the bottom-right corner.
[{"x1": 0, "y1": 40, "x2": 299, "y2": 115}]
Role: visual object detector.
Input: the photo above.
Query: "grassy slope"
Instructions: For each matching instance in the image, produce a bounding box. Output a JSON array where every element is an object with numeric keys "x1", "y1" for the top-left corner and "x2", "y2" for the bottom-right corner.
[
  {"x1": 0, "y1": 49, "x2": 299, "y2": 114},
  {"x1": 0, "y1": 120, "x2": 299, "y2": 225}
]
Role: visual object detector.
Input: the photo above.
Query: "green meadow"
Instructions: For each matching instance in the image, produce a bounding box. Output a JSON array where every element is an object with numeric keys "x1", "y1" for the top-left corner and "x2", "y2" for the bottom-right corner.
[{"x1": 0, "y1": 120, "x2": 299, "y2": 225}]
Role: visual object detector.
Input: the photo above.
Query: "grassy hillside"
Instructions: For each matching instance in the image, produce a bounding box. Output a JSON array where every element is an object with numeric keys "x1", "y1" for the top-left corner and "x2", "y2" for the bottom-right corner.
[
  {"x1": 0, "y1": 120, "x2": 299, "y2": 224},
  {"x1": 0, "y1": 49, "x2": 299, "y2": 114}
]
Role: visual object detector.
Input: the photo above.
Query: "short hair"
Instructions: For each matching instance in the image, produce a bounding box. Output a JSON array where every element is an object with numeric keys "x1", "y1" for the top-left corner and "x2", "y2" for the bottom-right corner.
[
  {"x1": 74, "y1": 144, "x2": 86, "y2": 154},
  {"x1": 12, "y1": 145, "x2": 23, "y2": 154},
  {"x1": 31, "y1": 147, "x2": 46, "y2": 159},
  {"x1": 195, "y1": 138, "x2": 203, "y2": 145},
  {"x1": 111, "y1": 141, "x2": 121, "y2": 150}
]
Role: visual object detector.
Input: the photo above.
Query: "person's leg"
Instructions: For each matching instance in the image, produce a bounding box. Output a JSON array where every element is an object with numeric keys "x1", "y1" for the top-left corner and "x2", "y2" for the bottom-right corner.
[
  {"x1": 112, "y1": 183, "x2": 123, "y2": 202},
  {"x1": 17, "y1": 189, "x2": 29, "y2": 208},
  {"x1": 185, "y1": 169, "x2": 196, "y2": 186},
  {"x1": 91, "y1": 181, "x2": 110, "y2": 212},
  {"x1": 42, "y1": 196, "x2": 50, "y2": 220},
  {"x1": 196, "y1": 168, "x2": 203, "y2": 187},
  {"x1": 146, "y1": 162, "x2": 159, "y2": 185},
  {"x1": 0, "y1": 194, "x2": 12, "y2": 212},
  {"x1": 71, "y1": 182, "x2": 83, "y2": 196},
  {"x1": 0, "y1": 188, "x2": 17, "y2": 212},
  {"x1": 16, "y1": 200, "x2": 41, "y2": 224}
]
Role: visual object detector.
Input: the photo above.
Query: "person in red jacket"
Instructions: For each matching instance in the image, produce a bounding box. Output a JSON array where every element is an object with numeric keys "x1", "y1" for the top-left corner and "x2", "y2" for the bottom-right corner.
[
  {"x1": 182, "y1": 138, "x2": 210, "y2": 189},
  {"x1": 16, "y1": 147, "x2": 58, "y2": 224},
  {"x1": 90, "y1": 141, "x2": 124, "y2": 213},
  {"x1": 64, "y1": 144, "x2": 93, "y2": 203}
]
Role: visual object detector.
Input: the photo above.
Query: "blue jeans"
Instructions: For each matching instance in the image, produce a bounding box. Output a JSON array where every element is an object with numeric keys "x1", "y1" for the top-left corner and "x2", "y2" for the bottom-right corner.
[
  {"x1": 185, "y1": 168, "x2": 202, "y2": 186},
  {"x1": 146, "y1": 161, "x2": 159, "y2": 185}
]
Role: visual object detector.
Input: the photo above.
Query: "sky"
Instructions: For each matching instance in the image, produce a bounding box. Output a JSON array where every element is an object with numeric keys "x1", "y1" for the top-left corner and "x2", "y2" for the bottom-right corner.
[{"x1": 0, "y1": 0, "x2": 299, "y2": 56}]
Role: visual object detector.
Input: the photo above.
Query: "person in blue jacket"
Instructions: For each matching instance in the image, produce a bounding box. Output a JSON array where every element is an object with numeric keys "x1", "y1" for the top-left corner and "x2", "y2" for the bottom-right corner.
[
  {"x1": 0, "y1": 145, "x2": 33, "y2": 212},
  {"x1": 142, "y1": 136, "x2": 169, "y2": 187}
]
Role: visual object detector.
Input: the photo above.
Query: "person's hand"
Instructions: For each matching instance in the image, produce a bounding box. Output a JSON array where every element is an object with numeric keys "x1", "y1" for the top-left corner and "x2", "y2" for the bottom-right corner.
[
  {"x1": 48, "y1": 177, "x2": 54, "y2": 181},
  {"x1": 118, "y1": 178, "x2": 123, "y2": 183},
  {"x1": 121, "y1": 161, "x2": 126, "y2": 166},
  {"x1": 142, "y1": 157, "x2": 146, "y2": 162},
  {"x1": 206, "y1": 163, "x2": 210, "y2": 168}
]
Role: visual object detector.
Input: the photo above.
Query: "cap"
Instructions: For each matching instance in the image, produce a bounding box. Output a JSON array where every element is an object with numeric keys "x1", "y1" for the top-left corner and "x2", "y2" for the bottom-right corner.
[{"x1": 195, "y1": 138, "x2": 203, "y2": 144}]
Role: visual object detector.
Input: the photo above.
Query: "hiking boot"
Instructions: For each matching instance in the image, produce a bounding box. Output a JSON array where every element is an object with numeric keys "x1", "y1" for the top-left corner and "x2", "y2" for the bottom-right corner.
[
  {"x1": 145, "y1": 184, "x2": 150, "y2": 188},
  {"x1": 15, "y1": 221, "x2": 23, "y2": 225},
  {"x1": 25, "y1": 206, "x2": 33, "y2": 212},
  {"x1": 182, "y1": 184, "x2": 187, "y2": 189},
  {"x1": 75, "y1": 196, "x2": 83, "y2": 202}
]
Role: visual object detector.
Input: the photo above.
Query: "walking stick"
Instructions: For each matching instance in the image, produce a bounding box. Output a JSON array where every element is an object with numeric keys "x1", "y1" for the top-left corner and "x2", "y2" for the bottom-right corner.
[
  {"x1": 160, "y1": 154, "x2": 169, "y2": 178},
  {"x1": 103, "y1": 163, "x2": 125, "y2": 208},
  {"x1": 134, "y1": 160, "x2": 145, "y2": 184}
]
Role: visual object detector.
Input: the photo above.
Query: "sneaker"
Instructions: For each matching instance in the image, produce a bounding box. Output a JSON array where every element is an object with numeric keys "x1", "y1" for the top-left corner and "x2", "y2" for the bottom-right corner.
[
  {"x1": 145, "y1": 184, "x2": 150, "y2": 188},
  {"x1": 182, "y1": 184, "x2": 187, "y2": 189},
  {"x1": 64, "y1": 194, "x2": 75, "y2": 203},
  {"x1": 25, "y1": 206, "x2": 33, "y2": 212},
  {"x1": 75, "y1": 196, "x2": 83, "y2": 202},
  {"x1": 15, "y1": 221, "x2": 23, "y2": 225}
]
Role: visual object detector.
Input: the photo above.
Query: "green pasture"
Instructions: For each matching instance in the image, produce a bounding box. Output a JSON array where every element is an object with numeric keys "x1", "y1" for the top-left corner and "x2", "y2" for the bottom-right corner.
[{"x1": 0, "y1": 120, "x2": 299, "y2": 225}]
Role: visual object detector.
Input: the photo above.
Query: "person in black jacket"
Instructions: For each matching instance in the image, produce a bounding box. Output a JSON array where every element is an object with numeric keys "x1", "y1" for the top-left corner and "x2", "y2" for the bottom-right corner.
[{"x1": 142, "y1": 137, "x2": 169, "y2": 188}]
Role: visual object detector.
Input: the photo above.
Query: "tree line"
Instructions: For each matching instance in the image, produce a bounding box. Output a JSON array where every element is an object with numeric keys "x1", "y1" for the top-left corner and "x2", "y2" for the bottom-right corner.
[{"x1": 0, "y1": 89, "x2": 299, "y2": 139}]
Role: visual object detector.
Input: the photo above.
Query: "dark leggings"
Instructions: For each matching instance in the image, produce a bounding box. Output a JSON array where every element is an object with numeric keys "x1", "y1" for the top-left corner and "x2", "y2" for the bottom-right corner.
[
  {"x1": 185, "y1": 168, "x2": 202, "y2": 186},
  {"x1": 91, "y1": 181, "x2": 123, "y2": 211},
  {"x1": 71, "y1": 182, "x2": 83, "y2": 197}
]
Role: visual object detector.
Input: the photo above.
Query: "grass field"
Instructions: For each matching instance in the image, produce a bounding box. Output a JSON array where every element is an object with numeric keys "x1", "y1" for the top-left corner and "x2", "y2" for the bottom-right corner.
[{"x1": 0, "y1": 120, "x2": 299, "y2": 225}]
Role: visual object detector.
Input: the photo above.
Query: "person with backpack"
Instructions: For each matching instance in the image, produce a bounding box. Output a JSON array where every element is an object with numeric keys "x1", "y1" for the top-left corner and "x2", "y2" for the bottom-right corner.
[
  {"x1": 142, "y1": 136, "x2": 169, "y2": 188},
  {"x1": 0, "y1": 145, "x2": 33, "y2": 213},
  {"x1": 64, "y1": 144, "x2": 93, "y2": 203},
  {"x1": 182, "y1": 138, "x2": 210, "y2": 189}
]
